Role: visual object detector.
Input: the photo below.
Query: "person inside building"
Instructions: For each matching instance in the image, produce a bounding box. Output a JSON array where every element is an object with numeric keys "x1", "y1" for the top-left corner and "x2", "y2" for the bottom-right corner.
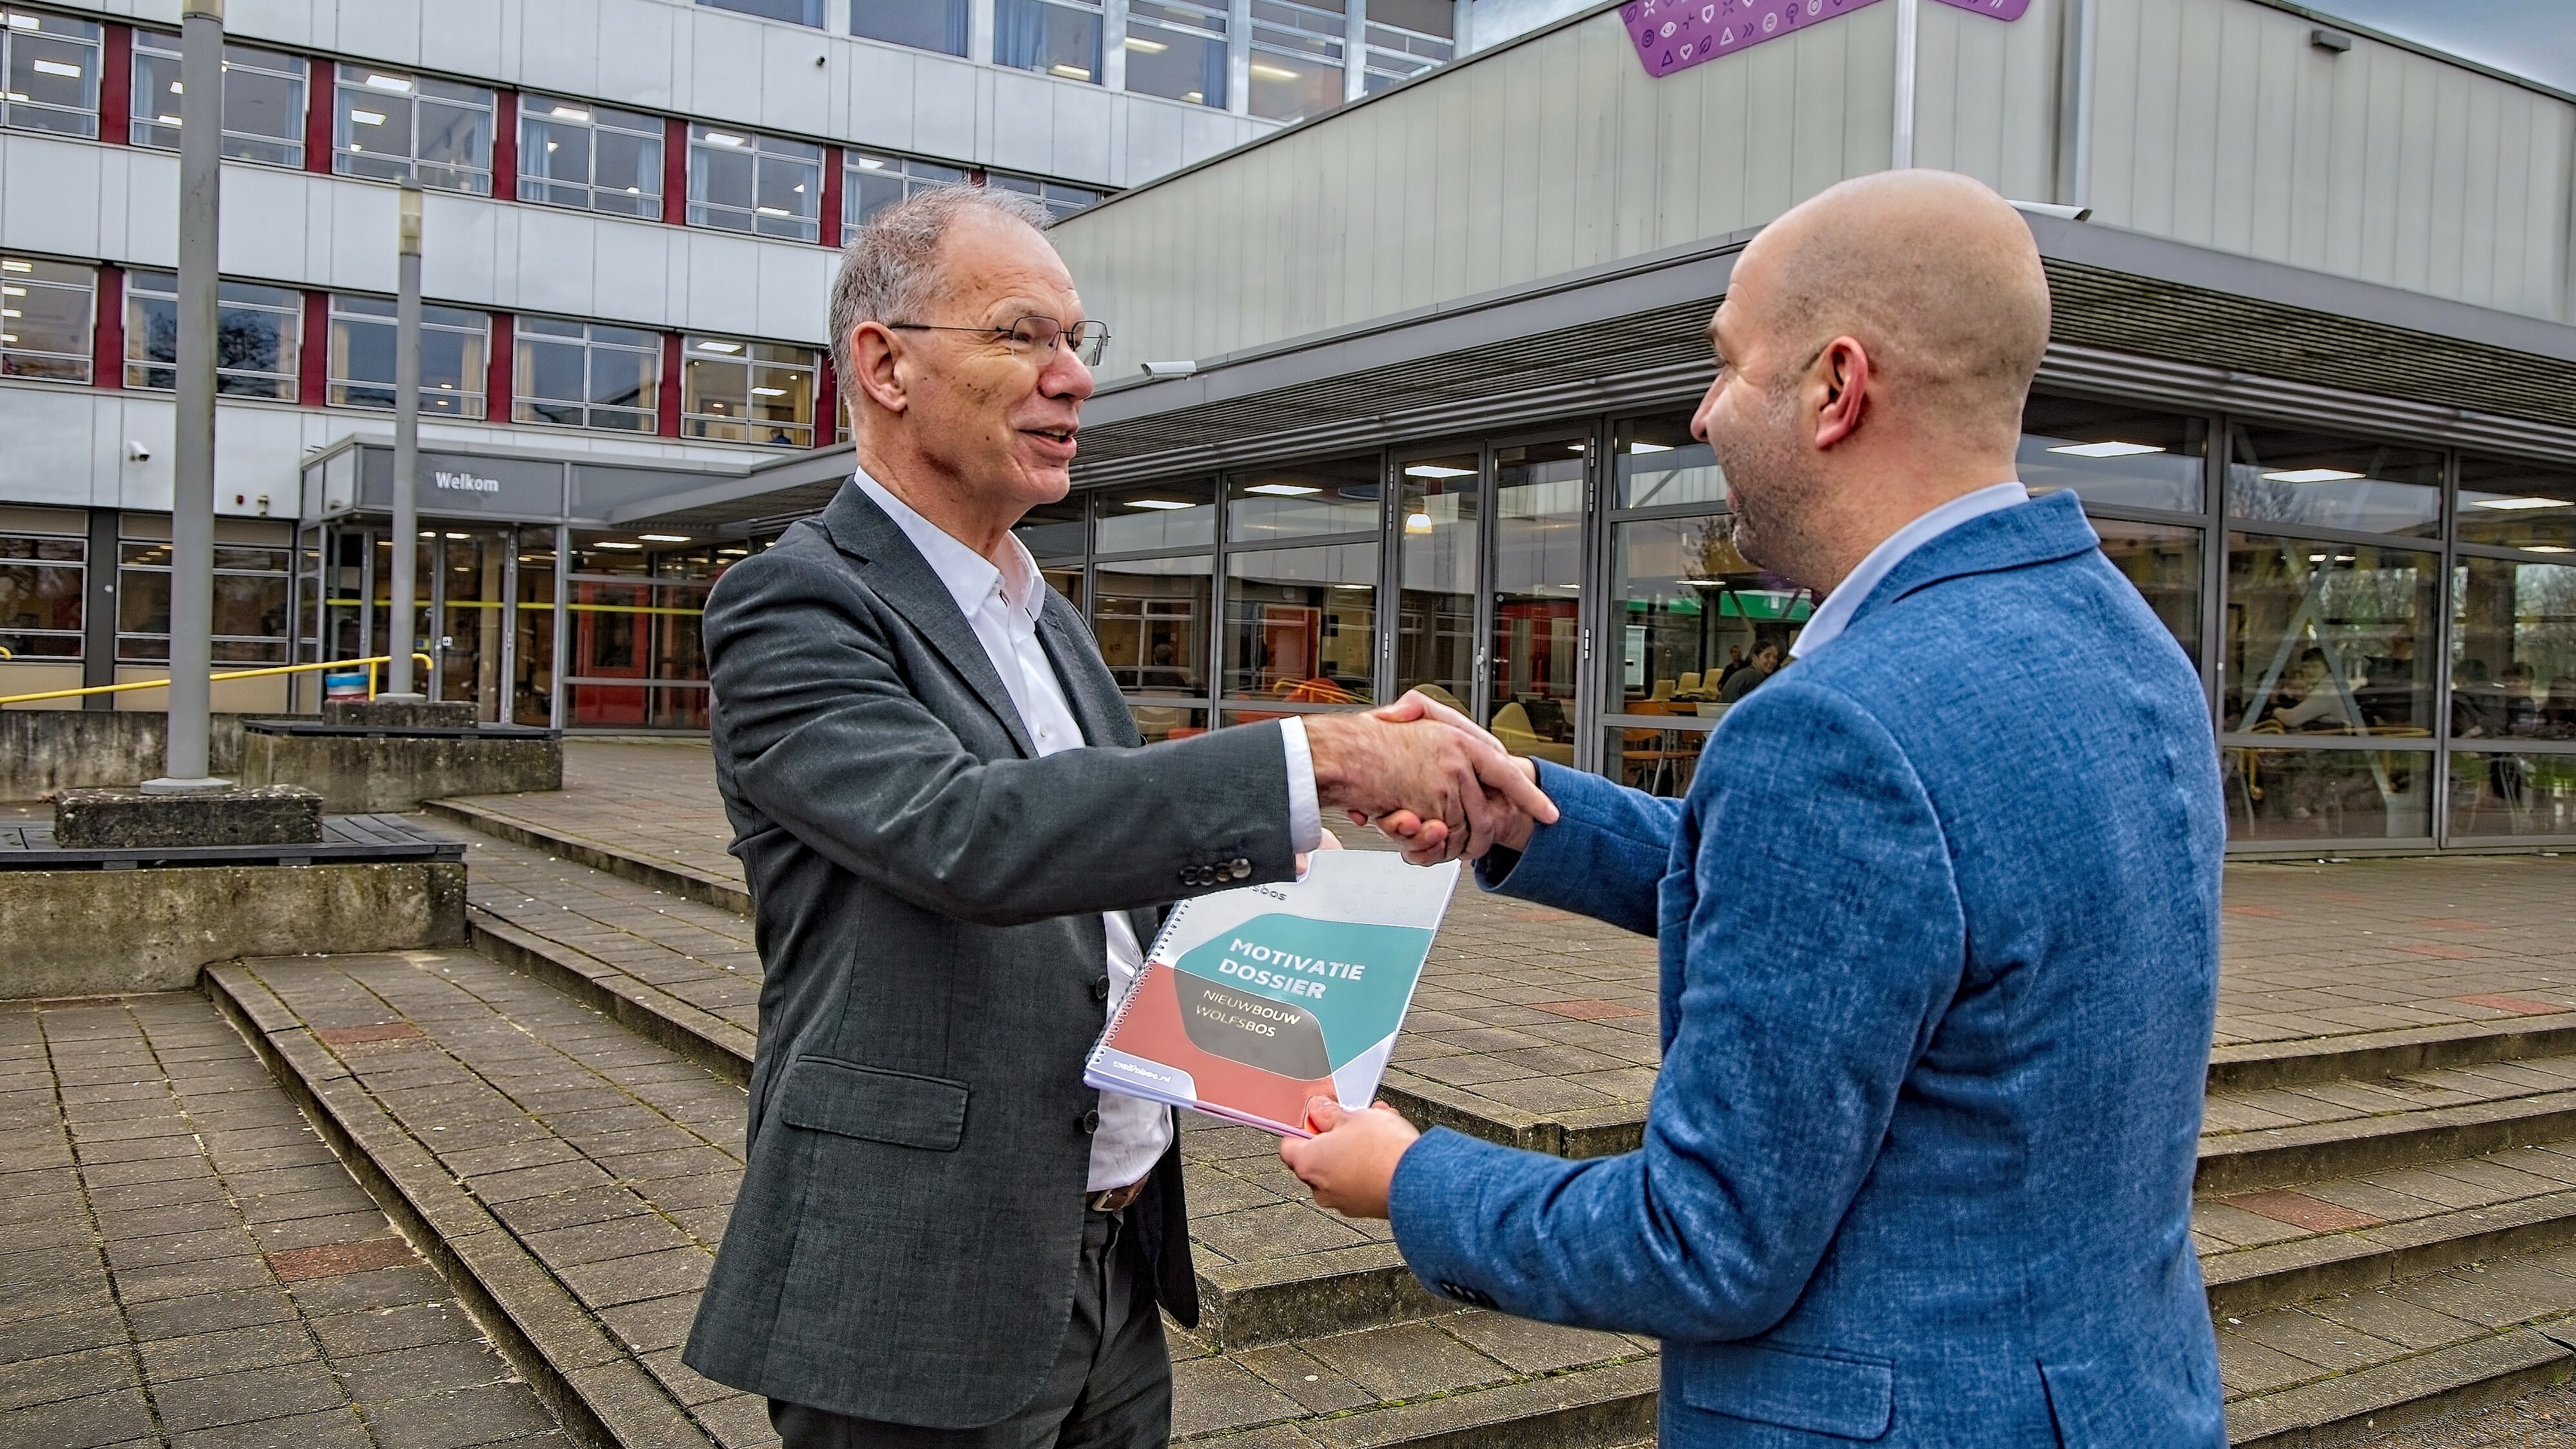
[
  {"x1": 2271, "y1": 648, "x2": 2352, "y2": 732},
  {"x1": 1716, "y1": 640, "x2": 1781, "y2": 704},
  {"x1": 1279, "y1": 170, "x2": 2227, "y2": 1448},
  {"x1": 680, "y1": 185, "x2": 1553, "y2": 1449},
  {"x1": 1715, "y1": 643, "x2": 1748, "y2": 689}
]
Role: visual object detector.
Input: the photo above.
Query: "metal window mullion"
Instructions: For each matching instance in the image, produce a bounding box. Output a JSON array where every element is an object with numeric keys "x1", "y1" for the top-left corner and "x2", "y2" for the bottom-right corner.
[
  {"x1": 1470, "y1": 441, "x2": 1494, "y2": 728},
  {"x1": 1574, "y1": 415, "x2": 1608, "y2": 776},
  {"x1": 1342, "y1": 1, "x2": 1364, "y2": 103},
  {"x1": 1374, "y1": 446, "x2": 1396, "y2": 708},
  {"x1": 2432, "y1": 447, "x2": 2463, "y2": 845},
  {"x1": 551, "y1": 521, "x2": 570, "y2": 729},
  {"x1": 1226, "y1": 0, "x2": 1250, "y2": 114},
  {"x1": 1211, "y1": 474, "x2": 1232, "y2": 718},
  {"x1": 2199, "y1": 415, "x2": 2228, "y2": 731}
]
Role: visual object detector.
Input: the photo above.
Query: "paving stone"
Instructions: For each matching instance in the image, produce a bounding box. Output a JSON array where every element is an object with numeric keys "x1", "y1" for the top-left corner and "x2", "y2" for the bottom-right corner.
[
  {"x1": 0, "y1": 1385, "x2": 157, "y2": 1449},
  {"x1": 364, "y1": 1380, "x2": 558, "y2": 1449},
  {"x1": 150, "y1": 1357, "x2": 348, "y2": 1433},
  {"x1": 1301, "y1": 1321, "x2": 1510, "y2": 1400},
  {"x1": 171, "y1": 1405, "x2": 375, "y2": 1449},
  {"x1": 134, "y1": 1318, "x2": 324, "y2": 1383}
]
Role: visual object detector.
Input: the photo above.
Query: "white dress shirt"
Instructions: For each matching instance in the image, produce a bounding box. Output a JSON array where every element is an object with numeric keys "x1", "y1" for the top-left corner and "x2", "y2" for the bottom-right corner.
[
  {"x1": 1790, "y1": 482, "x2": 2031, "y2": 660},
  {"x1": 854, "y1": 474, "x2": 1319, "y2": 1190}
]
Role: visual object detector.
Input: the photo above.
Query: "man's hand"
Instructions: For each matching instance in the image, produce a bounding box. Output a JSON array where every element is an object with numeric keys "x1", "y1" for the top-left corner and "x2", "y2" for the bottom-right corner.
[
  {"x1": 1361, "y1": 693, "x2": 1549, "y2": 865},
  {"x1": 1303, "y1": 697, "x2": 1557, "y2": 862},
  {"x1": 1279, "y1": 1098, "x2": 1420, "y2": 1218}
]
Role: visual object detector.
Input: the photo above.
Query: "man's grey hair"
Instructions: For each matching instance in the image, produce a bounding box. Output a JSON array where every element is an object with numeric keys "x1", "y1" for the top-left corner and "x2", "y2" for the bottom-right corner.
[{"x1": 828, "y1": 184, "x2": 1056, "y2": 386}]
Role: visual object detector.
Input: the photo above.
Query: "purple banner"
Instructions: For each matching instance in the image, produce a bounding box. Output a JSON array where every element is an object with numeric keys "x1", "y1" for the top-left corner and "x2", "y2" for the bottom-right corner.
[{"x1": 1621, "y1": 0, "x2": 2029, "y2": 81}]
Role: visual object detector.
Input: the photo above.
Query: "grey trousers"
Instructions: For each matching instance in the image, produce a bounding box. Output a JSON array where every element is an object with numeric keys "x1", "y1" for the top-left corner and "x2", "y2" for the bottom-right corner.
[{"x1": 769, "y1": 1207, "x2": 1171, "y2": 1449}]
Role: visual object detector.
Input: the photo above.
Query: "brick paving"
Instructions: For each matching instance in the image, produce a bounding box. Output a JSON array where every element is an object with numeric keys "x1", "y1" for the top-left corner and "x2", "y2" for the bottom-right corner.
[{"x1": 0, "y1": 992, "x2": 563, "y2": 1449}]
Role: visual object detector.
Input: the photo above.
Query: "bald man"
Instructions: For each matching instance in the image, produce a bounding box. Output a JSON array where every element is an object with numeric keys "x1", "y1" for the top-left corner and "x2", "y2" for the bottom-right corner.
[{"x1": 1283, "y1": 172, "x2": 2226, "y2": 1447}]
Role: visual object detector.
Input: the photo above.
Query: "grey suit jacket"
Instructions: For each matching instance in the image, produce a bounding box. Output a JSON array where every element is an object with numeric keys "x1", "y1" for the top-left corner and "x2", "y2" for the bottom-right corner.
[{"x1": 681, "y1": 484, "x2": 1300, "y2": 1425}]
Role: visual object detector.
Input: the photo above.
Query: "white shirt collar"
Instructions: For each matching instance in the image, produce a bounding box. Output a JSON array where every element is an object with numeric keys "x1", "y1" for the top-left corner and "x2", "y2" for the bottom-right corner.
[
  {"x1": 1790, "y1": 481, "x2": 2030, "y2": 660},
  {"x1": 850, "y1": 471, "x2": 1046, "y2": 627}
]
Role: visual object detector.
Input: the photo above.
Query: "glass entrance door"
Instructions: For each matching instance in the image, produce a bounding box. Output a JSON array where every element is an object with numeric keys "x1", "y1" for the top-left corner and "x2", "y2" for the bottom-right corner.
[{"x1": 1489, "y1": 437, "x2": 1587, "y2": 766}]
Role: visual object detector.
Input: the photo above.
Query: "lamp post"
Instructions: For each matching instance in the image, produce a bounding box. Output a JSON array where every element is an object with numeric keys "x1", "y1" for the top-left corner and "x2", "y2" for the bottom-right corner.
[
  {"x1": 381, "y1": 184, "x2": 426, "y2": 700},
  {"x1": 143, "y1": 0, "x2": 228, "y2": 794}
]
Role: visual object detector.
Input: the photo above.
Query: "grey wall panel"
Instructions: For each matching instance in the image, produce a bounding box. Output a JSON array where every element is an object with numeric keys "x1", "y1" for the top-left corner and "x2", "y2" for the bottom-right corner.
[
  {"x1": 1909, "y1": 0, "x2": 2063, "y2": 203},
  {"x1": 1054, "y1": 6, "x2": 1900, "y2": 374},
  {"x1": 2088, "y1": 0, "x2": 2571, "y2": 322}
]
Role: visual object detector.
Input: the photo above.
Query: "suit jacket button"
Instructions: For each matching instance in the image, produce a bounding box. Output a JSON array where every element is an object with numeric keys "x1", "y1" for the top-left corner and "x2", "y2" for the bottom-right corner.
[
  {"x1": 1080, "y1": 1109, "x2": 1101, "y2": 1134},
  {"x1": 1230, "y1": 858, "x2": 1250, "y2": 879},
  {"x1": 1092, "y1": 975, "x2": 1112, "y2": 1001}
]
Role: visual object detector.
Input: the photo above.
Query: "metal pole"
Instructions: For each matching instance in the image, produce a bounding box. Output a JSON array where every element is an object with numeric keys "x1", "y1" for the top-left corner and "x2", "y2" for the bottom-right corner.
[
  {"x1": 144, "y1": 0, "x2": 228, "y2": 793},
  {"x1": 382, "y1": 186, "x2": 426, "y2": 699},
  {"x1": 1890, "y1": 0, "x2": 1919, "y2": 171}
]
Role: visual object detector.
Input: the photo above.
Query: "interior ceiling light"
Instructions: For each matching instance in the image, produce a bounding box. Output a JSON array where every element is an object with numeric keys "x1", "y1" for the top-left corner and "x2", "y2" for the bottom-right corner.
[
  {"x1": 1050, "y1": 64, "x2": 1092, "y2": 80},
  {"x1": 2049, "y1": 440, "x2": 2165, "y2": 457},
  {"x1": 0, "y1": 310, "x2": 15, "y2": 319},
  {"x1": 2263, "y1": 468, "x2": 2366, "y2": 483},
  {"x1": 1, "y1": 261, "x2": 30, "y2": 272},
  {"x1": 1125, "y1": 499, "x2": 1191, "y2": 509},
  {"x1": 349, "y1": 108, "x2": 386, "y2": 126},
  {"x1": 640, "y1": 534, "x2": 690, "y2": 542},
  {"x1": 167, "y1": 80, "x2": 181, "y2": 93},
  {"x1": 363, "y1": 73, "x2": 413, "y2": 91},
  {"x1": 2472, "y1": 496, "x2": 2571, "y2": 511},
  {"x1": 754, "y1": 205, "x2": 792, "y2": 216},
  {"x1": 1404, "y1": 513, "x2": 1433, "y2": 533},
  {"x1": 1250, "y1": 63, "x2": 1299, "y2": 79},
  {"x1": 718, "y1": 547, "x2": 749, "y2": 556},
  {"x1": 31, "y1": 58, "x2": 79, "y2": 77},
  {"x1": 1629, "y1": 441, "x2": 1674, "y2": 454},
  {"x1": 2526, "y1": 545, "x2": 2573, "y2": 553},
  {"x1": 594, "y1": 541, "x2": 642, "y2": 549},
  {"x1": 0, "y1": 335, "x2": 15, "y2": 344},
  {"x1": 751, "y1": 386, "x2": 788, "y2": 397},
  {"x1": 5, "y1": 15, "x2": 37, "y2": 29},
  {"x1": 1126, "y1": 37, "x2": 1168, "y2": 52},
  {"x1": 705, "y1": 132, "x2": 746, "y2": 146},
  {"x1": 1679, "y1": 578, "x2": 1724, "y2": 587},
  {"x1": 856, "y1": 156, "x2": 885, "y2": 170},
  {"x1": 444, "y1": 531, "x2": 469, "y2": 539},
  {"x1": 157, "y1": 113, "x2": 181, "y2": 124},
  {"x1": 1403, "y1": 464, "x2": 1473, "y2": 478},
  {"x1": 1183, "y1": 90, "x2": 1203, "y2": 101},
  {"x1": 549, "y1": 105, "x2": 589, "y2": 121},
  {"x1": 1244, "y1": 483, "x2": 1321, "y2": 497},
  {"x1": 696, "y1": 340, "x2": 742, "y2": 353},
  {"x1": 1, "y1": 286, "x2": 20, "y2": 296}
]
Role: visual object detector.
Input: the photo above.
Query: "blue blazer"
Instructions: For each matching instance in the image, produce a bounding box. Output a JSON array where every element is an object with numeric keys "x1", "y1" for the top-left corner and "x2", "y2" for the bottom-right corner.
[{"x1": 1390, "y1": 490, "x2": 2225, "y2": 1446}]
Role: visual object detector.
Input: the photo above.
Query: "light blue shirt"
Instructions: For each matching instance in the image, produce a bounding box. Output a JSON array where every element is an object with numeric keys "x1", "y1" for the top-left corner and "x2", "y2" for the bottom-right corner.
[{"x1": 1790, "y1": 482, "x2": 2030, "y2": 660}]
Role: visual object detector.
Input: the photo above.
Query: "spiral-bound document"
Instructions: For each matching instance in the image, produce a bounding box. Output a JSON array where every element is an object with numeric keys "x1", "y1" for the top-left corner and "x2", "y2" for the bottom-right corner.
[{"x1": 1085, "y1": 851, "x2": 1462, "y2": 1138}]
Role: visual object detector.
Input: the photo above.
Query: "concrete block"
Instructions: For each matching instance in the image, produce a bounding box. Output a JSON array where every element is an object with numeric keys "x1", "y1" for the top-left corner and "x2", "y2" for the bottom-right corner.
[
  {"x1": 320, "y1": 699, "x2": 477, "y2": 729},
  {"x1": 54, "y1": 786, "x2": 325, "y2": 849},
  {"x1": 0, "y1": 862, "x2": 467, "y2": 998},
  {"x1": 0, "y1": 711, "x2": 257, "y2": 800},
  {"x1": 238, "y1": 725, "x2": 562, "y2": 814}
]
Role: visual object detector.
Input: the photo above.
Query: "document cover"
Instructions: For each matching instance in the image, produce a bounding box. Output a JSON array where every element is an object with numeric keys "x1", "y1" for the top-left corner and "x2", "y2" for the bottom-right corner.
[{"x1": 1085, "y1": 851, "x2": 1461, "y2": 1138}]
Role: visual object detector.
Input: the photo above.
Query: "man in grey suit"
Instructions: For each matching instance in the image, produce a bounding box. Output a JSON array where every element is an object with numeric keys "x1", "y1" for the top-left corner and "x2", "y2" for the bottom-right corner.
[{"x1": 680, "y1": 186, "x2": 1551, "y2": 1449}]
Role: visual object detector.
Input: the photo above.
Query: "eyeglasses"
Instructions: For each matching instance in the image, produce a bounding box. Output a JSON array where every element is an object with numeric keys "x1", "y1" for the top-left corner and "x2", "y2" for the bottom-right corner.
[{"x1": 886, "y1": 315, "x2": 1111, "y2": 367}]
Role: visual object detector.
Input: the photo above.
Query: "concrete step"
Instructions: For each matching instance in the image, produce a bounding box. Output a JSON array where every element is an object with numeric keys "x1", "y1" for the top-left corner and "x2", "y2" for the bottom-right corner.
[
  {"x1": 2218, "y1": 1254, "x2": 2576, "y2": 1446},
  {"x1": 425, "y1": 798, "x2": 751, "y2": 915},
  {"x1": 2199, "y1": 1056, "x2": 2576, "y2": 1195},
  {"x1": 210, "y1": 948, "x2": 1661, "y2": 1449},
  {"x1": 2210, "y1": 1015, "x2": 2576, "y2": 1094}
]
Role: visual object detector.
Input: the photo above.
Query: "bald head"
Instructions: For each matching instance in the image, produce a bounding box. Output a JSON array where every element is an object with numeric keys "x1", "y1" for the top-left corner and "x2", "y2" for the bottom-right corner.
[{"x1": 1732, "y1": 170, "x2": 2049, "y2": 451}]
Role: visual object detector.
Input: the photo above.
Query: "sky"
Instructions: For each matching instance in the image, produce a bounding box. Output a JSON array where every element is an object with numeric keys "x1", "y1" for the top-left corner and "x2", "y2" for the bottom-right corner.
[{"x1": 2296, "y1": 0, "x2": 2576, "y2": 94}]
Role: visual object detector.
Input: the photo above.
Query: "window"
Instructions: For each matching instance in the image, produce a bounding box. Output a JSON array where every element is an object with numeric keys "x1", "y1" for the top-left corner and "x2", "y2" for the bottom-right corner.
[
  {"x1": 0, "y1": 529, "x2": 83, "y2": 660},
  {"x1": 852, "y1": 0, "x2": 968, "y2": 55},
  {"x1": 1, "y1": 8, "x2": 100, "y2": 139},
  {"x1": 1125, "y1": 1, "x2": 1227, "y2": 107},
  {"x1": 687, "y1": 126, "x2": 821, "y2": 241},
  {"x1": 327, "y1": 295, "x2": 489, "y2": 418},
  {"x1": 997, "y1": 0, "x2": 1103, "y2": 84},
  {"x1": 2019, "y1": 395, "x2": 2208, "y2": 515},
  {"x1": 988, "y1": 173, "x2": 1103, "y2": 221},
  {"x1": 1362, "y1": 0, "x2": 1451, "y2": 92},
  {"x1": 681, "y1": 336, "x2": 816, "y2": 448},
  {"x1": 124, "y1": 270, "x2": 300, "y2": 400},
  {"x1": 515, "y1": 317, "x2": 660, "y2": 433},
  {"x1": 845, "y1": 151, "x2": 967, "y2": 228},
  {"x1": 697, "y1": 0, "x2": 822, "y2": 25},
  {"x1": 1395, "y1": 451, "x2": 1476, "y2": 709},
  {"x1": 519, "y1": 95, "x2": 662, "y2": 218},
  {"x1": 131, "y1": 32, "x2": 306, "y2": 166},
  {"x1": 117, "y1": 538, "x2": 290, "y2": 664},
  {"x1": 1250, "y1": 0, "x2": 1346, "y2": 121},
  {"x1": 1222, "y1": 459, "x2": 1380, "y2": 706},
  {"x1": 334, "y1": 66, "x2": 494, "y2": 195},
  {"x1": 2227, "y1": 426, "x2": 2444, "y2": 538},
  {"x1": 0, "y1": 255, "x2": 93, "y2": 383},
  {"x1": 2457, "y1": 457, "x2": 2576, "y2": 556}
]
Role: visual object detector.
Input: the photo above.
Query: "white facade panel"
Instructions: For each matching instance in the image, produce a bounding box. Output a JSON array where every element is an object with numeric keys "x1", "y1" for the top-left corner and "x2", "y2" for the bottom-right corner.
[
  {"x1": 1909, "y1": 0, "x2": 2062, "y2": 204},
  {"x1": 2087, "y1": 0, "x2": 2571, "y2": 321},
  {"x1": 2, "y1": 134, "x2": 115, "y2": 267},
  {"x1": 1, "y1": 386, "x2": 111, "y2": 509},
  {"x1": 221, "y1": 165, "x2": 317, "y2": 286}
]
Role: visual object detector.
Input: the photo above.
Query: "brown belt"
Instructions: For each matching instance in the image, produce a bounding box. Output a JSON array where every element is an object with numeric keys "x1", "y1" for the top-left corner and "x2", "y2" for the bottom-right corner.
[{"x1": 1085, "y1": 1178, "x2": 1149, "y2": 1213}]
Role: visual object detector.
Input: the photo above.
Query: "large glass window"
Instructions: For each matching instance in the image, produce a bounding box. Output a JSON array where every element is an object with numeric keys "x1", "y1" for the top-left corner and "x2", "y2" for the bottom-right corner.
[
  {"x1": 845, "y1": 152, "x2": 967, "y2": 228},
  {"x1": 1223, "y1": 458, "x2": 1379, "y2": 706},
  {"x1": 327, "y1": 295, "x2": 488, "y2": 419},
  {"x1": 117, "y1": 539, "x2": 289, "y2": 664},
  {"x1": 2457, "y1": 457, "x2": 2576, "y2": 555},
  {"x1": 997, "y1": 0, "x2": 1104, "y2": 83},
  {"x1": 1, "y1": 8, "x2": 100, "y2": 139},
  {"x1": 688, "y1": 126, "x2": 821, "y2": 241},
  {"x1": 852, "y1": 0, "x2": 968, "y2": 54},
  {"x1": 1395, "y1": 453, "x2": 1475, "y2": 710},
  {"x1": 0, "y1": 255, "x2": 93, "y2": 383},
  {"x1": 2227, "y1": 426, "x2": 2443, "y2": 539},
  {"x1": 2020, "y1": 395, "x2": 2207, "y2": 514},
  {"x1": 1013, "y1": 495, "x2": 1085, "y2": 566},
  {"x1": 1096, "y1": 478, "x2": 1217, "y2": 554},
  {"x1": 334, "y1": 67, "x2": 494, "y2": 194},
  {"x1": 2451, "y1": 556, "x2": 2576, "y2": 743},
  {"x1": 1493, "y1": 438, "x2": 1586, "y2": 738},
  {"x1": 681, "y1": 336, "x2": 816, "y2": 447},
  {"x1": 1250, "y1": 0, "x2": 1346, "y2": 121},
  {"x1": 1125, "y1": 0, "x2": 1228, "y2": 107},
  {"x1": 1362, "y1": 0, "x2": 1451, "y2": 92},
  {"x1": 2226, "y1": 535, "x2": 2438, "y2": 736},
  {"x1": 519, "y1": 95, "x2": 662, "y2": 218},
  {"x1": 515, "y1": 318, "x2": 659, "y2": 433},
  {"x1": 697, "y1": 0, "x2": 822, "y2": 26},
  {"x1": 132, "y1": 32, "x2": 304, "y2": 166},
  {"x1": 124, "y1": 271, "x2": 300, "y2": 400},
  {"x1": 2093, "y1": 520, "x2": 2202, "y2": 667},
  {"x1": 989, "y1": 173, "x2": 1104, "y2": 222},
  {"x1": 0, "y1": 529, "x2": 83, "y2": 660},
  {"x1": 1099, "y1": 555, "x2": 1214, "y2": 696}
]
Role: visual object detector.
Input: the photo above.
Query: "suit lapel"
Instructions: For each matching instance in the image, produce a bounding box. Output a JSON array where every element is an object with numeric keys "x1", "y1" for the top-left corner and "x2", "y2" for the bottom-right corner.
[{"x1": 817, "y1": 484, "x2": 1037, "y2": 758}]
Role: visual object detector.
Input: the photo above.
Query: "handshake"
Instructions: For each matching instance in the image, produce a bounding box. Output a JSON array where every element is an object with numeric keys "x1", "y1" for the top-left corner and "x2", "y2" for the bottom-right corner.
[{"x1": 1303, "y1": 692, "x2": 1561, "y2": 863}]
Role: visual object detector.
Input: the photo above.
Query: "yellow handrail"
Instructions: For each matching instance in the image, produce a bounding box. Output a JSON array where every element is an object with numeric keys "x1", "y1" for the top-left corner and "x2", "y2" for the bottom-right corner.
[{"x1": 0, "y1": 653, "x2": 433, "y2": 707}]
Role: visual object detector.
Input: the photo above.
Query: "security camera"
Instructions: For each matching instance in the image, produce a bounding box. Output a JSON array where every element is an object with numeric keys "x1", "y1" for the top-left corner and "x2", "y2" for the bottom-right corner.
[{"x1": 126, "y1": 440, "x2": 152, "y2": 462}]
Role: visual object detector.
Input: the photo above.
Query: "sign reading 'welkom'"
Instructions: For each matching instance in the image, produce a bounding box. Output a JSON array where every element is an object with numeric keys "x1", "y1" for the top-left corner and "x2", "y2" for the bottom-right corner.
[{"x1": 1622, "y1": 0, "x2": 2029, "y2": 80}]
